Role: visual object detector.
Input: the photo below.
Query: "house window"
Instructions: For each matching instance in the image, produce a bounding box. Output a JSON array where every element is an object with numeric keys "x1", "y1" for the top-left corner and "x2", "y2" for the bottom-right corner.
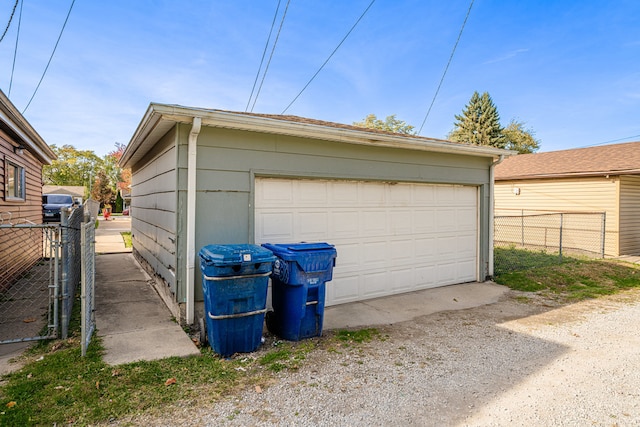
[{"x1": 6, "y1": 160, "x2": 26, "y2": 201}]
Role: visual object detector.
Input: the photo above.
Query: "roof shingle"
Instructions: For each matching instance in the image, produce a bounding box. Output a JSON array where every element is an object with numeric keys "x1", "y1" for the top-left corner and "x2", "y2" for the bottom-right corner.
[{"x1": 495, "y1": 141, "x2": 640, "y2": 180}]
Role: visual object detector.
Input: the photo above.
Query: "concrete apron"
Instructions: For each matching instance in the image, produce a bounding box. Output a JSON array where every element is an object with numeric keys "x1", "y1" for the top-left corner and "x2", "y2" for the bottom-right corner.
[{"x1": 324, "y1": 281, "x2": 508, "y2": 330}]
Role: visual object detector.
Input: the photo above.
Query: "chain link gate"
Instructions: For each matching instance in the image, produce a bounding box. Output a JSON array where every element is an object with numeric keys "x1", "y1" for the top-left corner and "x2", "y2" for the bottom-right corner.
[{"x1": 0, "y1": 224, "x2": 61, "y2": 344}]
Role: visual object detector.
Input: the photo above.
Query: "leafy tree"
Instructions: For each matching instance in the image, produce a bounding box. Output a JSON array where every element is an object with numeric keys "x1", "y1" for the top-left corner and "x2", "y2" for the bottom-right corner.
[
  {"x1": 353, "y1": 114, "x2": 416, "y2": 135},
  {"x1": 43, "y1": 145, "x2": 104, "y2": 192},
  {"x1": 448, "y1": 91, "x2": 506, "y2": 148},
  {"x1": 90, "y1": 170, "x2": 114, "y2": 206},
  {"x1": 502, "y1": 120, "x2": 541, "y2": 154}
]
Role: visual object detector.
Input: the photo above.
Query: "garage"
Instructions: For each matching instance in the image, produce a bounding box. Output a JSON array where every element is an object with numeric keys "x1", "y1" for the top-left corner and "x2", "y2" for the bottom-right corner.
[
  {"x1": 120, "y1": 104, "x2": 511, "y2": 324},
  {"x1": 255, "y1": 178, "x2": 478, "y2": 306}
]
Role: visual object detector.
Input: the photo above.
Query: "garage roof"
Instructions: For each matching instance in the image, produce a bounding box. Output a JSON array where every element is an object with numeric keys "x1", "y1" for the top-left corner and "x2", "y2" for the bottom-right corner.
[
  {"x1": 120, "y1": 103, "x2": 513, "y2": 168},
  {"x1": 495, "y1": 141, "x2": 640, "y2": 180}
]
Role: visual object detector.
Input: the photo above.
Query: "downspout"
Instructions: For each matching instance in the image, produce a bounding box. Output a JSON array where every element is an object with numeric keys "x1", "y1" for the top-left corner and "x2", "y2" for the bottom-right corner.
[
  {"x1": 488, "y1": 155, "x2": 504, "y2": 279},
  {"x1": 186, "y1": 117, "x2": 202, "y2": 325}
]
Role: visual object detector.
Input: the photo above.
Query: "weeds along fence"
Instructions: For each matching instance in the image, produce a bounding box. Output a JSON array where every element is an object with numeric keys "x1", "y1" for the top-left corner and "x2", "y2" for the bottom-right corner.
[
  {"x1": 494, "y1": 211, "x2": 606, "y2": 275},
  {"x1": 0, "y1": 204, "x2": 95, "y2": 345}
]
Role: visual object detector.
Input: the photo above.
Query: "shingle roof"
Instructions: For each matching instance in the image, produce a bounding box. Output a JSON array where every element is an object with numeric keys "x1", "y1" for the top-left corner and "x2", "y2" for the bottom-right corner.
[{"x1": 494, "y1": 141, "x2": 640, "y2": 180}]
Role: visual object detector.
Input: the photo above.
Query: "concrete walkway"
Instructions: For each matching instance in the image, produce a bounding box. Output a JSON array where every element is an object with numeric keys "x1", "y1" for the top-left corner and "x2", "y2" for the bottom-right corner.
[{"x1": 94, "y1": 216, "x2": 200, "y2": 365}]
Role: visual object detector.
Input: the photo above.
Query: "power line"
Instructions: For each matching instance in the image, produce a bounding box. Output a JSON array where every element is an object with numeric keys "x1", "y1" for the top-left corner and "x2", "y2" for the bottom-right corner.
[
  {"x1": 0, "y1": 0, "x2": 18, "y2": 44},
  {"x1": 417, "y1": 0, "x2": 474, "y2": 135},
  {"x1": 577, "y1": 133, "x2": 640, "y2": 149},
  {"x1": 250, "y1": 0, "x2": 291, "y2": 113},
  {"x1": 245, "y1": 0, "x2": 282, "y2": 112},
  {"x1": 22, "y1": 0, "x2": 76, "y2": 114},
  {"x1": 8, "y1": 0, "x2": 23, "y2": 97},
  {"x1": 281, "y1": 0, "x2": 376, "y2": 115}
]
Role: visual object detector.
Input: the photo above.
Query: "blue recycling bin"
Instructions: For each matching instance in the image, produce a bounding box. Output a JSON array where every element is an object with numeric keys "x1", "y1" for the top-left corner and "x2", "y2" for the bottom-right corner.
[
  {"x1": 261, "y1": 243, "x2": 337, "y2": 341},
  {"x1": 198, "y1": 244, "x2": 275, "y2": 356}
]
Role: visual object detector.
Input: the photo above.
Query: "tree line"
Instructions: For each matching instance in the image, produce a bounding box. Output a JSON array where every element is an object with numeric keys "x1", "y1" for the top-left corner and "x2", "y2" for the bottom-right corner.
[
  {"x1": 43, "y1": 142, "x2": 131, "y2": 207},
  {"x1": 353, "y1": 91, "x2": 540, "y2": 154}
]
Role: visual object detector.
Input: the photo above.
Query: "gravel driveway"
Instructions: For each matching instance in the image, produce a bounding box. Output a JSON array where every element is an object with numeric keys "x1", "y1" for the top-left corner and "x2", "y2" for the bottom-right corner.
[{"x1": 134, "y1": 289, "x2": 640, "y2": 426}]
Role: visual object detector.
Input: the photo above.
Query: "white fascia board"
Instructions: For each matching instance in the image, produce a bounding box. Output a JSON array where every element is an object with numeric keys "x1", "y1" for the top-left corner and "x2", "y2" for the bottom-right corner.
[{"x1": 122, "y1": 103, "x2": 515, "y2": 168}]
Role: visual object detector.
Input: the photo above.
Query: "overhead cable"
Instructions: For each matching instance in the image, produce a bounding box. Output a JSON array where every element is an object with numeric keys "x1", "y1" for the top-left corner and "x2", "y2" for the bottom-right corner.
[
  {"x1": 250, "y1": 0, "x2": 291, "y2": 113},
  {"x1": 281, "y1": 0, "x2": 376, "y2": 115},
  {"x1": 8, "y1": 0, "x2": 23, "y2": 96},
  {"x1": 578, "y1": 133, "x2": 640, "y2": 148},
  {"x1": 0, "y1": 0, "x2": 19, "y2": 44},
  {"x1": 245, "y1": 0, "x2": 282, "y2": 112},
  {"x1": 23, "y1": 0, "x2": 76, "y2": 114},
  {"x1": 418, "y1": 0, "x2": 474, "y2": 135}
]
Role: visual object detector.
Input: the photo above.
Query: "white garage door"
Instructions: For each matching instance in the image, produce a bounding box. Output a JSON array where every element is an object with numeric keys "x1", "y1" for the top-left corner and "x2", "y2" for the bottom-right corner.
[{"x1": 255, "y1": 178, "x2": 478, "y2": 306}]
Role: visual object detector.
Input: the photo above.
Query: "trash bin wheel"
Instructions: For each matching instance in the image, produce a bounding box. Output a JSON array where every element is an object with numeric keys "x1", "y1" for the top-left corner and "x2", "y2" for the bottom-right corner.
[
  {"x1": 199, "y1": 317, "x2": 207, "y2": 345},
  {"x1": 265, "y1": 310, "x2": 276, "y2": 335}
]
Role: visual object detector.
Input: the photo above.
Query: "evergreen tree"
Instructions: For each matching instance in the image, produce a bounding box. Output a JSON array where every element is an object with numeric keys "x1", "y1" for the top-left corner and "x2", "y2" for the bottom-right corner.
[{"x1": 449, "y1": 91, "x2": 506, "y2": 148}]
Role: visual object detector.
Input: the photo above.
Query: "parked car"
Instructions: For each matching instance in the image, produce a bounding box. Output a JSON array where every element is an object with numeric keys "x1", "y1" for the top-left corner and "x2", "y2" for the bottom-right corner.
[{"x1": 42, "y1": 194, "x2": 75, "y2": 223}]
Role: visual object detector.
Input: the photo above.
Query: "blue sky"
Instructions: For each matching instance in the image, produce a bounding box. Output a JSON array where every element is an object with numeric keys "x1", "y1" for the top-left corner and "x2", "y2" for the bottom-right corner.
[{"x1": 0, "y1": 0, "x2": 638, "y2": 157}]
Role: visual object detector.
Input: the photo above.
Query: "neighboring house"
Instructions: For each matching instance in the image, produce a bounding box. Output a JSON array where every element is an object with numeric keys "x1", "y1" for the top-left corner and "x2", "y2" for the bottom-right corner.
[
  {"x1": 116, "y1": 182, "x2": 131, "y2": 211},
  {"x1": 1, "y1": 89, "x2": 56, "y2": 286},
  {"x1": 42, "y1": 185, "x2": 85, "y2": 205},
  {"x1": 120, "y1": 104, "x2": 512, "y2": 325},
  {"x1": 494, "y1": 141, "x2": 640, "y2": 257}
]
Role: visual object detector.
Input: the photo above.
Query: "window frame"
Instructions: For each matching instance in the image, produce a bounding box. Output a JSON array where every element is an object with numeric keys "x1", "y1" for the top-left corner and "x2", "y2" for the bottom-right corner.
[{"x1": 5, "y1": 157, "x2": 26, "y2": 201}]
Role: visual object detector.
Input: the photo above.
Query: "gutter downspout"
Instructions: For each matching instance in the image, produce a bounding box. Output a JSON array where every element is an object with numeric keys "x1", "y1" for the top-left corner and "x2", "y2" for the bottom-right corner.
[
  {"x1": 488, "y1": 155, "x2": 504, "y2": 278},
  {"x1": 186, "y1": 117, "x2": 202, "y2": 325}
]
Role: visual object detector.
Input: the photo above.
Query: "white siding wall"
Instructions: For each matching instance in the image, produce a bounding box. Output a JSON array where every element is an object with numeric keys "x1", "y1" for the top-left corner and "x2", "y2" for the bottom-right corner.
[
  {"x1": 619, "y1": 176, "x2": 640, "y2": 255},
  {"x1": 494, "y1": 177, "x2": 619, "y2": 256},
  {"x1": 131, "y1": 130, "x2": 177, "y2": 293}
]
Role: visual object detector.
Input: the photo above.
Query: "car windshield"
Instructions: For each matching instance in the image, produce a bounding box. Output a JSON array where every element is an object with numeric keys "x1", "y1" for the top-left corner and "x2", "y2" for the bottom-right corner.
[{"x1": 46, "y1": 195, "x2": 73, "y2": 204}]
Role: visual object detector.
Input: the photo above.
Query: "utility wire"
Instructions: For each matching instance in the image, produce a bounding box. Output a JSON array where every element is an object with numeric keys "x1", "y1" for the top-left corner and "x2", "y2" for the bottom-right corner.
[
  {"x1": 281, "y1": 0, "x2": 376, "y2": 115},
  {"x1": 246, "y1": 0, "x2": 282, "y2": 112},
  {"x1": 578, "y1": 133, "x2": 640, "y2": 148},
  {"x1": 418, "y1": 0, "x2": 474, "y2": 135},
  {"x1": 22, "y1": 0, "x2": 76, "y2": 114},
  {"x1": 250, "y1": 0, "x2": 291, "y2": 112},
  {"x1": 8, "y1": 0, "x2": 23, "y2": 97},
  {"x1": 0, "y1": 0, "x2": 18, "y2": 44}
]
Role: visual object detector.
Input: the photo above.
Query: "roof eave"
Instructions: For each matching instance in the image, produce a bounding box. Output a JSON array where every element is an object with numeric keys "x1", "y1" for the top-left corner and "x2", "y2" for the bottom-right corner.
[
  {"x1": 496, "y1": 169, "x2": 640, "y2": 181},
  {"x1": 0, "y1": 91, "x2": 56, "y2": 164},
  {"x1": 121, "y1": 104, "x2": 515, "y2": 168}
]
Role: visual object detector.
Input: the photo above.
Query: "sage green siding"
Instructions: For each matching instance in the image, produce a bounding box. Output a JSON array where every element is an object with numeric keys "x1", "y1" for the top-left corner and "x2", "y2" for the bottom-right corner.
[
  {"x1": 168, "y1": 125, "x2": 493, "y2": 301},
  {"x1": 131, "y1": 127, "x2": 178, "y2": 296}
]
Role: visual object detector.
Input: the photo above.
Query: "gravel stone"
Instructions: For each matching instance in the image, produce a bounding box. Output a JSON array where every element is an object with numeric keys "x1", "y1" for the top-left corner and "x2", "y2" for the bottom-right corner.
[{"x1": 124, "y1": 289, "x2": 640, "y2": 426}]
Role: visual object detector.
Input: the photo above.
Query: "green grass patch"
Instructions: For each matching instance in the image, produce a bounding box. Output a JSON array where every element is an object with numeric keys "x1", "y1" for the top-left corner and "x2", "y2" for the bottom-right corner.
[
  {"x1": 120, "y1": 231, "x2": 132, "y2": 248},
  {"x1": 495, "y1": 254, "x2": 640, "y2": 302},
  {"x1": 335, "y1": 328, "x2": 381, "y2": 345}
]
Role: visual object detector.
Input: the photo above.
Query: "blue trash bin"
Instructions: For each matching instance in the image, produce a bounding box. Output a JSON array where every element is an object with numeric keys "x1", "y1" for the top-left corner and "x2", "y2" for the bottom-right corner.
[
  {"x1": 198, "y1": 244, "x2": 275, "y2": 356},
  {"x1": 261, "y1": 243, "x2": 337, "y2": 341}
]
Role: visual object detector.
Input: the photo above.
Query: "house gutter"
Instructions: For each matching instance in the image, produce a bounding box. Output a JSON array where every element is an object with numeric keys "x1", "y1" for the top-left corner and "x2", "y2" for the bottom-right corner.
[
  {"x1": 185, "y1": 117, "x2": 202, "y2": 325},
  {"x1": 488, "y1": 154, "x2": 505, "y2": 278}
]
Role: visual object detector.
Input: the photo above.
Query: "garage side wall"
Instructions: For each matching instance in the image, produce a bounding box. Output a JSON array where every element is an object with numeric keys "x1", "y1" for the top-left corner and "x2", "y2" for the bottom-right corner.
[
  {"x1": 180, "y1": 126, "x2": 493, "y2": 301},
  {"x1": 619, "y1": 175, "x2": 640, "y2": 255},
  {"x1": 130, "y1": 127, "x2": 178, "y2": 299}
]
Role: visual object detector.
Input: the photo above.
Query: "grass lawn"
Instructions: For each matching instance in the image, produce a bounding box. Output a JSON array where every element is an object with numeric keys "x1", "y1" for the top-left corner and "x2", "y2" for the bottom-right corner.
[
  {"x1": 120, "y1": 231, "x2": 132, "y2": 248},
  {"x1": 494, "y1": 248, "x2": 640, "y2": 301}
]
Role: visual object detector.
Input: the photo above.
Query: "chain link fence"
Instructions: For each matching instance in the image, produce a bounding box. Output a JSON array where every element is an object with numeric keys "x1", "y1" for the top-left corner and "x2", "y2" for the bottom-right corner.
[{"x1": 494, "y1": 211, "x2": 606, "y2": 275}]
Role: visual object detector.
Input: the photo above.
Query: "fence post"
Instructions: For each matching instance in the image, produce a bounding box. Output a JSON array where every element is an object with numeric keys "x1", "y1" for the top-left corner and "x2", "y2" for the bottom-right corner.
[
  {"x1": 559, "y1": 213, "x2": 563, "y2": 261},
  {"x1": 600, "y1": 212, "x2": 606, "y2": 258},
  {"x1": 60, "y1": 208, "x2": 70, "y2": 339},
  {"x1": 521, "y1": 210, "x2": 524, "y2": 247}
]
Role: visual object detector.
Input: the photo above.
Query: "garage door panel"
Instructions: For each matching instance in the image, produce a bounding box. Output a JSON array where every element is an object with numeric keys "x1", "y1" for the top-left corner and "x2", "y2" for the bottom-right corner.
[
  {"x1": 255, "y1": 178, "x2": 478, "y2": 306},
  {"x1": 361, "y1": 271, "x2": 388, "y2": 298}
]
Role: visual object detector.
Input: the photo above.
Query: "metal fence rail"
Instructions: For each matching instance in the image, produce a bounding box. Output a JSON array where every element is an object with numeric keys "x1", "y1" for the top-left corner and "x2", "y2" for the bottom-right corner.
[
  {"x1": 0, "y1": 225, "x2": 61, "y2": 344},
  {"x1": 494, "y1": 211, "x2": 606, "y2": 275}
]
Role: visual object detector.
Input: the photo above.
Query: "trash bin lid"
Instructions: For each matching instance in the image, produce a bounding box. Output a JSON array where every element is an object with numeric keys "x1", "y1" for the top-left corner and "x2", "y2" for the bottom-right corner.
[
  {"x1": 261, "y1": 242, "x2": 335, "y2": 259},
  {"x1": 199, "y1": 244, "x2": 276, "y2": 267}
]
